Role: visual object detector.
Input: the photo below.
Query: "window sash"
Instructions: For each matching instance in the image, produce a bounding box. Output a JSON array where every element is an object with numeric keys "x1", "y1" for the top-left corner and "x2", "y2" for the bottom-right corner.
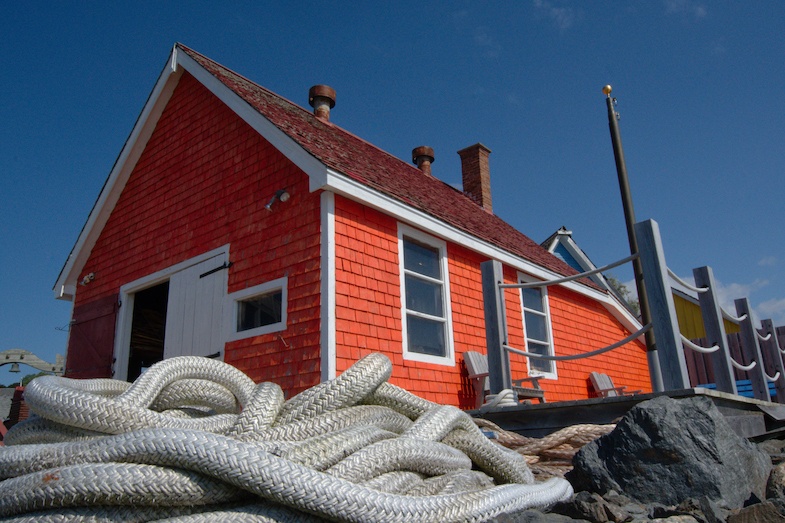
[
  {"x1": 226, "y1": 277, "x2": 287, "y2": 341},
  {"x1": 519, "y1": 274, "x2": 555, "y2": 377},
  {"x1": 399, "y1": 227, "x2": 453, "y2": 365}
]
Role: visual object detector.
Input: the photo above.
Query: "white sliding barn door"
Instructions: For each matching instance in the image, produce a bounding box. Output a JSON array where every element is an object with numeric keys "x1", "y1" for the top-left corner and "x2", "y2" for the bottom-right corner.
[{"x1": 164, "y1": 253, "x2": 228, "y2": 360}]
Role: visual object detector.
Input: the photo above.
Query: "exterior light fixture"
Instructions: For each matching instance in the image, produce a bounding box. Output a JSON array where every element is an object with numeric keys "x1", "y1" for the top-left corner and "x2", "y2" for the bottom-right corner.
[{"x1": 265, "y1": 189, "x2": 290, "y2": 211}]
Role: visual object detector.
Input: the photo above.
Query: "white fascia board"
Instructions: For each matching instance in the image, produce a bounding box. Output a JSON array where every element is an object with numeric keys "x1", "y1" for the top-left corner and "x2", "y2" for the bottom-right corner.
[
  {"x1": 54, "y1": 50, "x2": 184, "y2": 300},
  {"x1": 320, "y1": 191, "x2": 337, "y2": 382},
  {"x1": 313, "y1": 168, "x2": 609, "y2": 301},
  {"x1": 174, "y1": 51, "x2": 327, "y2": 182}
]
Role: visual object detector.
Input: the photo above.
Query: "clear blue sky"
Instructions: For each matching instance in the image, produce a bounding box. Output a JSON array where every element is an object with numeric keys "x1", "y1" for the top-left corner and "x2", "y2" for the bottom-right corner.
[{"x1": 2, "y1": 1, "x2": 783, "y2": 385}]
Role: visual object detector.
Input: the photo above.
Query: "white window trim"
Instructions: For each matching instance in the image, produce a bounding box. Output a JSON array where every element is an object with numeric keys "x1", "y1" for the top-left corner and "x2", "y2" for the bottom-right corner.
[
  {"x1": 398, "y1": 224, "x2": 455, "y2": 366},
  {"x1": 225, "y1": 276, "x2": 288, "y2": 342},
  {"x1": 518, "y1": 272, "x2": 557, "y2": 379}
]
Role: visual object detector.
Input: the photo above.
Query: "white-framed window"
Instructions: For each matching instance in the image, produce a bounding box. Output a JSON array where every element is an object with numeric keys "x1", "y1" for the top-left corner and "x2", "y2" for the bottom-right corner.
[
  {"x1": 518, "y1": 273, "x2": 556, "y2": 378},
  {"x1": 225, "y1": 277, "x2": 287, "y2": 342},
  {"x1": 398, "y1": 225, "x2": 454, "y2": 365}
]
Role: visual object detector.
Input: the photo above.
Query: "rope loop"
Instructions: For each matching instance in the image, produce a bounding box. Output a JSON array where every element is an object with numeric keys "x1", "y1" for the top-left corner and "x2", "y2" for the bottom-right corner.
[
  {"x1": 730, "y1": 358, "x2": 756, "y2": 372},
  {"x1": 757, "y1": 330, "x2": 772, "y2": 342},
  {"x1": 0, "y1": 354, "x2": 572, "y2": 521},
  {"x1": 681, "y1": 335, "x2": 720, "y2": 354},
  {"x1": 667, "y1": 269, "x2": 709, "y2": 294}
]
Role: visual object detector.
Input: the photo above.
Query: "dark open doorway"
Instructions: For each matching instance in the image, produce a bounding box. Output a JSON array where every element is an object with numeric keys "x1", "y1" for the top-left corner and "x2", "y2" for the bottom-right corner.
[{"x1": 127, "y1": 282, "x2": 169, "y2": 382}]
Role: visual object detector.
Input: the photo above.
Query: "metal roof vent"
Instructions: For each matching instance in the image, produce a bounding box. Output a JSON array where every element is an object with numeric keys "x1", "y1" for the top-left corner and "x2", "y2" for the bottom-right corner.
[
  {"x1": 412, "y1": 146, "x2": 435, "y2": 177},
  {"x1": 308, "y1": 85, "x2": 336, "y2": 121}
]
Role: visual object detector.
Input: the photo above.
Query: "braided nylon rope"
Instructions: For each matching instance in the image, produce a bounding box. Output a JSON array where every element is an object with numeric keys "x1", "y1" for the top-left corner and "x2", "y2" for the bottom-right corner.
[
  {"x1": 0, "y1": 354, "x2": 573, "y2": 521},
  {"x1": 473, "y1": 418, "x2": 615, "y2": 477}
]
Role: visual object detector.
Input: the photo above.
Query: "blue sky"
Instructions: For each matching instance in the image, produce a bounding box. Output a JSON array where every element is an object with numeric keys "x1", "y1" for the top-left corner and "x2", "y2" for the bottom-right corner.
[{"x1": 1, "y1": 1, "x2": 783, "y2": 385}]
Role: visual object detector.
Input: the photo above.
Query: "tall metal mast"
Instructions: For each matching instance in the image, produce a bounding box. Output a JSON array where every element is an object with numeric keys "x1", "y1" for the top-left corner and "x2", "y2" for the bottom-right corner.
[{"x1": 603, "y1": 85, "x2": 663, "y2": 392}]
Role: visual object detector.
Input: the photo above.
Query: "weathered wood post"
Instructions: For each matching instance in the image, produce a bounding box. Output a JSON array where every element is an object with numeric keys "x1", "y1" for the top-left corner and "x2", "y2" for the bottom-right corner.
[
  {"x1": 693, "y1": 266, "x2": 737, "y2": 395},
  {"x1": 481, "y1": 260, "x2": 512, "y2": 393},
  {"x1": 634, "y1": 219, "x2": 689, "y2": 391},
  {"x1": 760, "y1": 318, "x2": 785, "y2": 403},
  {"x1": 735, "y1": 298, "x2": 770, "y2": 401}
]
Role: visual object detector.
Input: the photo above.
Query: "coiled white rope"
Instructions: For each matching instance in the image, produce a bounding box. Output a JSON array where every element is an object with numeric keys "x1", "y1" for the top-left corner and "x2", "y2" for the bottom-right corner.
[
  {"x1": 0, "y1": 353, "x2": 572, "y2": 522},
  {"x1": 479, "y1": 389, "x2": 518, "y2": 413}
]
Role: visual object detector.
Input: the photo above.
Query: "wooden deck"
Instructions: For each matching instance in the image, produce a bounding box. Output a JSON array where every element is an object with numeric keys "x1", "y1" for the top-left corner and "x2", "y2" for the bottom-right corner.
[{"x1": 470, "y1": 388, "x2": 785, "y2": 440}]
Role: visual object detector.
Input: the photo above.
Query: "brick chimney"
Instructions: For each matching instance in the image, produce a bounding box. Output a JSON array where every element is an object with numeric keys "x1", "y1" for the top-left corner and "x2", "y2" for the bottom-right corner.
[
  {"x1": 412, "y1": 146, "x2": 435, "y2": 176},
  {"x1": 308, "y1": 85, "x2": 336, "y2": 121},
  {"x1": 458, "y1": 143, "x2": 492, "y2": 212}
]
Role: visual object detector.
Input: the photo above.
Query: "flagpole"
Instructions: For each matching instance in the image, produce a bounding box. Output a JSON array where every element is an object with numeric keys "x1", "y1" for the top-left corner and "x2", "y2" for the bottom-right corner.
[{"x1": 603, "y1": 85, "x2": 664, "y2": 392}]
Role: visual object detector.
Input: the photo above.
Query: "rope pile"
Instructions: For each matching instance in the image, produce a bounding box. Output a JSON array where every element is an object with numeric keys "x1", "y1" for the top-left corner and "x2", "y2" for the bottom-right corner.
[
  {"x1": 0, "y1": 353, "x2": 573, "y2": 522},
  {"x1": 473, "y1": 418, "x2": 615, "y2": 478}
]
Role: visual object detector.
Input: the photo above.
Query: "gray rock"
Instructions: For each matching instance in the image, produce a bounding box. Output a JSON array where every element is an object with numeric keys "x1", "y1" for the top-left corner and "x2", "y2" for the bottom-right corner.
[
  {"x1": 566, "y1": 396, "x2": 771, "y2": 509},
  {"x1": 649, "y1": 517, "x2": 699, "y2": 523},
  {"x1": 549, "y1": 491, "x2": 622, "y2": 522},
  {"x1": 726, "y1": 501, "x2": 785, "y2": 523},
  {"x1": 490, "y1": 508, "x2": 589, "y2": 523},
  {"x1": 769, "y1": 462, "x2": 785, "y2": 499}
]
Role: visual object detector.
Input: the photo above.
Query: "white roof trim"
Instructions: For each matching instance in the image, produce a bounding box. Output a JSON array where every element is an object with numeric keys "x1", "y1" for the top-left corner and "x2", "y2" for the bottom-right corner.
[
  {"x1": 173, "y1": 51, "x2": 327, "y2": 180},
  {"x1": 543, "y1": 229, "x2": 644, "y2": 340},
  {"x1": 54, "y1": 46, "x2": 327, "y2": 300},
  {"x1": 54, "y1": 49, "x2": 184, "y2": 299},
  {"x1": 315, "y1": 168, "x2": 612, "y2": 300}
]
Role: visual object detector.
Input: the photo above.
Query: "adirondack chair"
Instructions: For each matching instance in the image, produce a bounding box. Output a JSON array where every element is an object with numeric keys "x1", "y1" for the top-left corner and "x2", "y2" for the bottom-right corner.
[
  {"x1": 464, "y1": 351, "x2": 545, "y2": 408},
  {"x1": 589, "y1": 371, "x2": 641, "y2": 398}
]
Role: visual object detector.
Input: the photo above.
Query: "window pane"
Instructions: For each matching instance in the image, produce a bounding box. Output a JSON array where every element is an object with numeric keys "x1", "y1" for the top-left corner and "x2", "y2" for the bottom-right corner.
[
  {"x1": 405, "y1": 274, "x2": 443, "y2": 317},
  {"x1": 406, "y1": 315, "x2": 446, "y2": 356},
  {"x1": 403, "y1": 238, "x2": 441, "y2": 279},
  {"x1": 522, "y1": 287, "x2": 544, "y2": 313},
  {"x1": 237, "y1": 291, "x2": 282, "y2": 332},
  {"x1": 528, "y1": 341, "x2": 553, "y2": 373},
  {"x1": 524, "y1": 313, "x2": 547, "y2": 342}
]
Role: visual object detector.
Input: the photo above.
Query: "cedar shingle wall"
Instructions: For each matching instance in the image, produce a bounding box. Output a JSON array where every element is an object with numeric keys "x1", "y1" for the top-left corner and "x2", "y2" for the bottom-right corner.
[
  {"x1": 332, "y1": 196, "x2": 649, "y2": 407},
  {"x1": 72, "y1": 72, "x2": 322, "y2": 392},
  {"x1": 541, "y1": 287, "x2": 649, "y2": 399}
]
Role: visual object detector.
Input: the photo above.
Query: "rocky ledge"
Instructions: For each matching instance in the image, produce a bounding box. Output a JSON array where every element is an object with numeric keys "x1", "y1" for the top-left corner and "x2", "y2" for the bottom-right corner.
[{"x1": 496, "y1": 395, "x2": 785, "y2": 523}]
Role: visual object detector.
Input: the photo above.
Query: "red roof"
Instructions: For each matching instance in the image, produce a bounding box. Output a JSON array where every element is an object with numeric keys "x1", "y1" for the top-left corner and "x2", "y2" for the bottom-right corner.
[{"x1": 179, "y1": 44, "x2": 587, "y2": 281}]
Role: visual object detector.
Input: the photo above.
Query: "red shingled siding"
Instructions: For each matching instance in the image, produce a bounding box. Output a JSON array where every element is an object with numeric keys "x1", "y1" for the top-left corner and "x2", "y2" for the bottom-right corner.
[
  {"x1": 329, "y1": 198, "x2": 489, "y2": 406},
  {"x1": 333, "y1": 197, "x2": 472, "y2": 406},
  {"x1": 333, "y1": 197, "x2": 403, "y2": 375},
  {"x1": 70, "y1": 72, "x2": 322, "y2": 392},
  {"x1": 332, "y1": 196, "x2": 649, "y2": 407},
  {"x1": 502, "y1": 271, "x2": 650, "y2": 401},
  {"x1": 547, "y1": 287, "x2": 650, "y2": 398}
]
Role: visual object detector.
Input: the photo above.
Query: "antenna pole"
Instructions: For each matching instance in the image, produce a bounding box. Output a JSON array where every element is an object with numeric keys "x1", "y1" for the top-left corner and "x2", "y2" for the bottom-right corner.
[{"x1": 603, "y1": 85, "x2": 663, "y2": 392}]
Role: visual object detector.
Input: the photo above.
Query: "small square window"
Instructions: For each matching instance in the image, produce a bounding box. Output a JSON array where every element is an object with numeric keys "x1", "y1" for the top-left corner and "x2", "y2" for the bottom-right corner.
[
  {"x1": 226, "y1": 277, "x2": 287, "y2": 341},
  {"x1": 237, "y1": 291, "x2": 282, "y2": 332}
]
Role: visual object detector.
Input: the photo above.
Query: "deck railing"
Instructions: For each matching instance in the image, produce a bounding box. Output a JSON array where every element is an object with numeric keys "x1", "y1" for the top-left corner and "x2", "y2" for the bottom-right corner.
[
  {"x1": 481, "y1": 218, "x2": 785, "y2": 403},
  {"x1": 480, "y1": 251, "x2": 652, "y2": 395}
]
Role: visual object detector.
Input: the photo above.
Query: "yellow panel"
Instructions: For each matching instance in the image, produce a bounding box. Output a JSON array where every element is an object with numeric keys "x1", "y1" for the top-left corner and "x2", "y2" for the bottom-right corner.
[{"x1": 672, "y1": 293, "x2": 740, "y2": 338}]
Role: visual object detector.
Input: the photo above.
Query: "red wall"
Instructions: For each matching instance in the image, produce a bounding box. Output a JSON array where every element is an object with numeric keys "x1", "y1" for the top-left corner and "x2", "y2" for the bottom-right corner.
[
  {"x1": 69, "y1": 72, "x2": 323, "y2": 393},
  {"x1": 333, "y1": 197, "x2": 478, "y2": 407},
  {"x1": 504, "y1": 270, "x2": 650, "y2": 401},
  {"x1": 332, "y1": 196, "x2": 649, "y2": 407}
]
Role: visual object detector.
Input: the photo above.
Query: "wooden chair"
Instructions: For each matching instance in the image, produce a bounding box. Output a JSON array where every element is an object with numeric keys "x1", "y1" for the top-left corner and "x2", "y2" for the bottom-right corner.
[
  {"x1": 464, "y1": 351, "x2": 545, "y2": 408},
  {"x1": 589, "y1": 371, "x2": 641, "y2": 398}
]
